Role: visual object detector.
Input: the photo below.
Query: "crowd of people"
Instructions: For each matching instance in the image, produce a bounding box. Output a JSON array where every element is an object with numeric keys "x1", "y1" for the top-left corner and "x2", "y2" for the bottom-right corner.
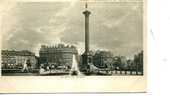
[{"x1": 39, "y1": 63, "x2": 71, "y2": 74}]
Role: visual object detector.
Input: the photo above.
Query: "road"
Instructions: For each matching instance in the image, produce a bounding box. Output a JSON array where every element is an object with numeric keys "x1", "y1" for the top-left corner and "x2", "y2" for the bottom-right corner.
[
  {"x1": 2, "y1": 72, "x2": 40, "y2": 76},
  {"x1": 1, "y1": 70, "x2": 143, "y2": 76}
]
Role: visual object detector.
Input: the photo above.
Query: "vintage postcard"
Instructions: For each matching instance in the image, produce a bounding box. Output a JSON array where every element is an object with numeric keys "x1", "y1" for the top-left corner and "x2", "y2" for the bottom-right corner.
[{"x1": 0, "y1": 0, "x2": 146, "y2": 93}]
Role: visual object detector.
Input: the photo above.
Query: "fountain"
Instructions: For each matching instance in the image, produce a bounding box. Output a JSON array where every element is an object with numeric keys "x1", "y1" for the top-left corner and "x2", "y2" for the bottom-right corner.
[
  {"x1": 22, "y1": 59, "x2": 29, "y2": 72},
  {"x1": 70, "y1": 54, "x2": 82, "y2": 76}
]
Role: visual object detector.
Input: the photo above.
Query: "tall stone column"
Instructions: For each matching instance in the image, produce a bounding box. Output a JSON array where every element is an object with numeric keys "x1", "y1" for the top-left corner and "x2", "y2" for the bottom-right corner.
[
  {"x1": 82, "y1": 4, "x2": 92, "y2": 66},
  {"x1": 83, "y1": 9, "x2": 91, "y2": 53}
]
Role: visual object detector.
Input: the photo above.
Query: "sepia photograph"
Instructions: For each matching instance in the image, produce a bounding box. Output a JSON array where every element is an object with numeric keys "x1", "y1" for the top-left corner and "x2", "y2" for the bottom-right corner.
[
  {"x1": 0, "y1": 0, "x2": 147, "y2": 93},
  {"x1": 1, "y1": 0, "x2": 144, "y2": 76}
]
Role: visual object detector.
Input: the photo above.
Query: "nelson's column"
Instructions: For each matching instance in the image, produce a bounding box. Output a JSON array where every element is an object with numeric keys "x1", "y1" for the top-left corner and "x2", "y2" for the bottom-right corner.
[{"x1": 82, "y1": 3, "x2": 93, "y2": 66}]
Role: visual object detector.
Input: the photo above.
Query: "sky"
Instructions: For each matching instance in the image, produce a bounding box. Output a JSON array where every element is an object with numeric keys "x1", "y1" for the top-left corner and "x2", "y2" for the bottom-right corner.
[{"x1": 1, "y1": 0, "x2": 143, "y2": 57}]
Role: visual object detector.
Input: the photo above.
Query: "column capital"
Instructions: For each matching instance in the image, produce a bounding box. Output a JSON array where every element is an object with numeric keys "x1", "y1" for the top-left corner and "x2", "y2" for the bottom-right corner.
[{"x1": 83, "y1": 10, "x2": 91, "y2": 16}]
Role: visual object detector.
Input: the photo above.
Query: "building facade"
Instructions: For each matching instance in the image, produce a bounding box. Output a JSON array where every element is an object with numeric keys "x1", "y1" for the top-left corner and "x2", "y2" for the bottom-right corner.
[
  {"x1": 133, "y1": 51, "x2": 143, "y2": 74},
  {"x1": 39, "y1": 44, "x2": 78, "y2": 67},
  {"x1": 1, "y1": 50, "x2": 37, "y2": 69},
  {"x1": 93, "y1": 51, "x2": 113, "y2": 68}
]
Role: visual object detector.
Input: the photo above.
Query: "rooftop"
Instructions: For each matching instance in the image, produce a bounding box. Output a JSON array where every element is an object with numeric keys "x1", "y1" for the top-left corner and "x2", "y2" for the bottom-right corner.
[{"x1": 1, "y1": 50, "x2": 35, "y2": 56}]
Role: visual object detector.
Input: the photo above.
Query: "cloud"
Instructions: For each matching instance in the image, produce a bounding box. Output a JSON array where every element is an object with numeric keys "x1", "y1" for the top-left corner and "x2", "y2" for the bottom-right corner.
[{"x1": 1, "y1": 1, "x2": 143, "y2": 57}]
